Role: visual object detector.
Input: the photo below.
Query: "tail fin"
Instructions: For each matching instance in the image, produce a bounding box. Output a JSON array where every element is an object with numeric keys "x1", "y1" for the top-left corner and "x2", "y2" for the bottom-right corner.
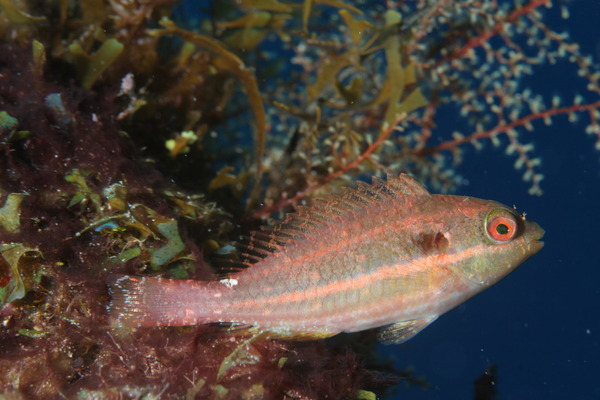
[{"x1": 108, "y1": 275, "x2": 213, "y2": 328}]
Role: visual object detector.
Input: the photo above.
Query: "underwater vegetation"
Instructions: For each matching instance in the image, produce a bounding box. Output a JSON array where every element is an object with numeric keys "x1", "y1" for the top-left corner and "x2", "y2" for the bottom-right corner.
[{"x1": 0, "y1": 0, "x2": 597, "y2": 398}]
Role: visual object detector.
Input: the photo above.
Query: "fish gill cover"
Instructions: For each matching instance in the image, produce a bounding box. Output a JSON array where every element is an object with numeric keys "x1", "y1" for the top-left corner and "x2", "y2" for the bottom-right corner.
[{"x1": 0, "y1": 0, "x2": 597, "y2": 399}]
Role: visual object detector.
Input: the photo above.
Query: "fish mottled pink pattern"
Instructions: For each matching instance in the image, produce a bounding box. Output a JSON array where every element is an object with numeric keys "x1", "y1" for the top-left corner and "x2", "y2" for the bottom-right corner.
[{"x1": 109, "y1": 174, "x2": 544, "y2": 343}]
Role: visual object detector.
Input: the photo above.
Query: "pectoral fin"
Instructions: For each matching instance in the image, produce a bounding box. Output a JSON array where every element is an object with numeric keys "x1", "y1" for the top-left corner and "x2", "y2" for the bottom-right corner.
[{"x1": 377, "y1": 316, "x2": 438, "y2": 344}]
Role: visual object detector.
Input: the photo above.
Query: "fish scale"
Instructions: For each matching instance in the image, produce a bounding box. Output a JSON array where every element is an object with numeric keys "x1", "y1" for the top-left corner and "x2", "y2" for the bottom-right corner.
[{"x1": 109, "y1": 174, "x2": 544, "y2": 344}]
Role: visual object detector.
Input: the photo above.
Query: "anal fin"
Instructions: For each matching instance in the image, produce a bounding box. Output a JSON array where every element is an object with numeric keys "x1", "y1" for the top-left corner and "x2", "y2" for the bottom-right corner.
[{"x1": 377, "y1": 316, "x2": 438, "y2": 345}]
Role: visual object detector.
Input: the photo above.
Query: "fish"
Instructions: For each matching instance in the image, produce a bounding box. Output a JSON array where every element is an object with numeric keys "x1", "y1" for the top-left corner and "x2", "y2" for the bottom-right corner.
[{"x1": 108, "y1": 174, "x2": 544, "y2": 344}]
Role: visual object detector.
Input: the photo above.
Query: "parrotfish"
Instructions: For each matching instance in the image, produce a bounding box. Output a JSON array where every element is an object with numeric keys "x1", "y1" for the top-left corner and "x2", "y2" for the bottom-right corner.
[{"x1": 109, "y1": 174, "x2": 544, "y2": 344}]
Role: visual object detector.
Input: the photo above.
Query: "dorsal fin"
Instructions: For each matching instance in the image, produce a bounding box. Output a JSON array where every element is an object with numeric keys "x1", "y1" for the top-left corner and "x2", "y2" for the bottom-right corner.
[
  {"x1": 239, "y1": 173, "x2": 431, "y2": 264},
  {"x1": 383, "y1": 173, "x2": 431, "y2": 198}
]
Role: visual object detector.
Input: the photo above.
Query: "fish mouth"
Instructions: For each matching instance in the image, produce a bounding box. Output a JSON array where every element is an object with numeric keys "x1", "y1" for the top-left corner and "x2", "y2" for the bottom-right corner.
[
  {"x1": 531, "y1": 239, "x2": 544, "y2": 252},
  {"x1": 530, "y1": 226, "x2": 545, "y2": 253}
]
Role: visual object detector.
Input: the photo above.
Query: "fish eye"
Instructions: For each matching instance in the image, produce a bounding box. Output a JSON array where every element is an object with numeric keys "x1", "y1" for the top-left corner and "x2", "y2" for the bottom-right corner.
[{"x1": 485, "y1": 208, "x2": 518, "y2": 243}]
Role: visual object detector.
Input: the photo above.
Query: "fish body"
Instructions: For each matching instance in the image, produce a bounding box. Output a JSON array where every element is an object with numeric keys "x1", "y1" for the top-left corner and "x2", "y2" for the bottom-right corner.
[{"x1": 109, "y1": 174, "x2": 544, "y2": 343}]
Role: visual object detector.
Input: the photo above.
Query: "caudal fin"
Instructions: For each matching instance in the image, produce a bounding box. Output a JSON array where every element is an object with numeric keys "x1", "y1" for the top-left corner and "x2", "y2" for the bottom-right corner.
[{"x1": 108, "y1": 275, "x2": 212, "y2": 328}]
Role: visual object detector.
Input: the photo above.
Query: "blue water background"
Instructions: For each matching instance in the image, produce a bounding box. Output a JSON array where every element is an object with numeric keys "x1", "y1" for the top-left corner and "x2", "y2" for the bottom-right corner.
[{"x1": 390, "y1": 2, "x2": 600, "y2": 399}]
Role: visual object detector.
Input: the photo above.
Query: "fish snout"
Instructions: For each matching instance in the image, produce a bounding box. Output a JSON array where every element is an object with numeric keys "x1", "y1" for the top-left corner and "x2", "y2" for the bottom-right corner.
[{"x1": 525, "y1": 220, "x2": 545, "y2": 254}]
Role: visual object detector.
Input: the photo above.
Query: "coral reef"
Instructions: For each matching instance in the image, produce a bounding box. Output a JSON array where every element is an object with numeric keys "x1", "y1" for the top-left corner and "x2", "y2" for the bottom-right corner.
[{"x1": 0, "y1": 0, "x2": 598, "y2": 398}]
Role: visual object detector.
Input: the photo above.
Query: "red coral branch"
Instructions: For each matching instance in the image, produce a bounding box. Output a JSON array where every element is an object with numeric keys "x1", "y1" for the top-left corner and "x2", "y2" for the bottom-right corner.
[
  {"x1": 445, "y1": 0, "x2": 552, "y2": 62},
  {"x1": 415, "y1": 100, "x2": 600, "y2": 156}
]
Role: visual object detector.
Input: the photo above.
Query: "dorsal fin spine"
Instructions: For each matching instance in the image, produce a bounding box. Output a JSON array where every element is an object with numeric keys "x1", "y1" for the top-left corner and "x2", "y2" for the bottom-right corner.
[
  {"x1": 386, "y1": 173, "x2": 430, "y2": 198},
  {"x1": 356, "y1": 181, "x2": 385, "y2": 200},
  {"x1": 239, "y1": 253, "x2": 262, "y2": 263},
  {"x1": 344, "y1": 190, "x2": 372, "y2": 205},
  {"x1": 371, "y1": 176, "x2": 399, "y2": 199},
  {"x1": 242, "y1": 248, "x2": 274, "y2": 259}
]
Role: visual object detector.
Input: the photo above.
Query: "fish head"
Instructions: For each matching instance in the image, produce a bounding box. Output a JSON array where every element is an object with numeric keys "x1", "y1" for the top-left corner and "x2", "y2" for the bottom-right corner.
[{"x1": 440, "y1": 196, "x2": 544, "y2": 289}]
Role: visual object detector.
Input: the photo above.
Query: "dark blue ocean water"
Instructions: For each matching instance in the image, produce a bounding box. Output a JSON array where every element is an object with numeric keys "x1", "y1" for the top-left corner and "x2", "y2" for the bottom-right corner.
[{"x1": 389, "y1": 2, "x2": 600, "y2": 399}]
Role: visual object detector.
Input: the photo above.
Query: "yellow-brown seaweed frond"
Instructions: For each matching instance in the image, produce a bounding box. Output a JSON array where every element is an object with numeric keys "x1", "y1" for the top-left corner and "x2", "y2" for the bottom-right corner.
[{"x1": 153, "y1": 18, "x2": 267, "y2": 204}]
